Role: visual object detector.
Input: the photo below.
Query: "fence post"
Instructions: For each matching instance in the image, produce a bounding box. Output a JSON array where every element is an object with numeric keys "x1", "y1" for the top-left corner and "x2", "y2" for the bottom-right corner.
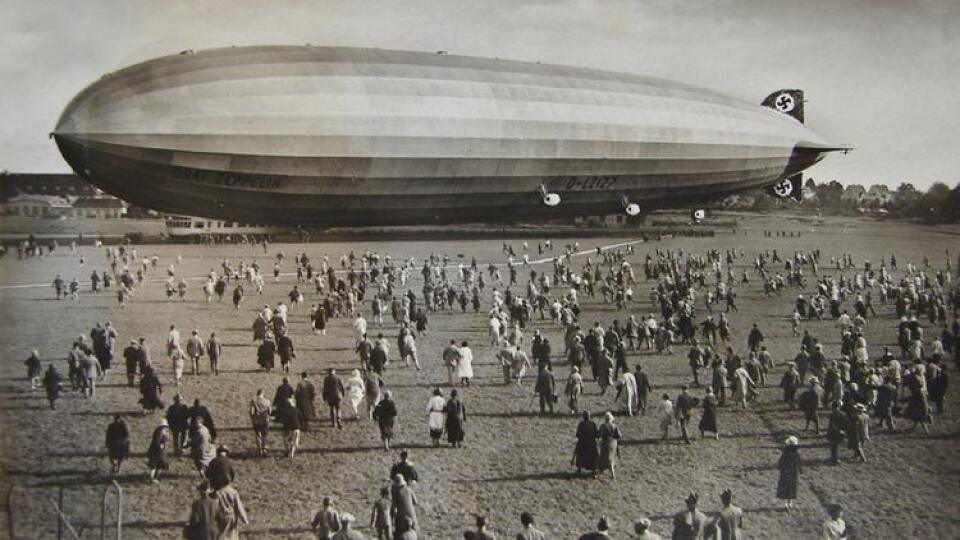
[
  {"x1": 57, "y1": 487, "x2": 64, "y2": 540},
  {"x1": 114, "y1": 481, "x2": 123, "y2": 540},
  {"x1": 5, "y1": 484, "x2": 14, "y2": 540},
  {"x1": 100, "y1": 480, "x2": 124, "y2": 540}
]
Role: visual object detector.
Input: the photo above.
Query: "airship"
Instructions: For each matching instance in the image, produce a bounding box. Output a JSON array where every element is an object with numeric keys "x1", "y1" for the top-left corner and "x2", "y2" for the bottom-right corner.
[{"x1": 53, "y1": 46, "x2": 844, "y2": 226}]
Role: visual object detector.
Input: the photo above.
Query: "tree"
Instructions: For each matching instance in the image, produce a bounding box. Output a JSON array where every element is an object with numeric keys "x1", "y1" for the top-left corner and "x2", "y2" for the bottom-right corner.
[
  {"x1": 891, "y1": 183, "x2": 921, "y2": 214},
  {"x1": 815, "y1": 181, "x2": 844, "y2": 208},
  {"x1": 921, "y1": 182, "x2": 954, "y2": 222}
]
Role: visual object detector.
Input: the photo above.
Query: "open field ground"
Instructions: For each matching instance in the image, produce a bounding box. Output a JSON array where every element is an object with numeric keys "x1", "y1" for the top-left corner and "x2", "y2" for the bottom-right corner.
[{"x1": 1, "y1": 214, "x2": 959, "y2": 539}]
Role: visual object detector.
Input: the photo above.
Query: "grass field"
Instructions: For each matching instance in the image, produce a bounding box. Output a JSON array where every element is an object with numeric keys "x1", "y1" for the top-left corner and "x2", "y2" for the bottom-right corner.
[{"x1": 1, "y1": 214, "x2": 958, "y2": 539}]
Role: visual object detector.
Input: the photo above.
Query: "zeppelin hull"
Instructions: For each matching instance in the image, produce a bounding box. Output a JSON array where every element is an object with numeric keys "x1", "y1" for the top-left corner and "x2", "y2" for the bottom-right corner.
[{"x1": 54, "y1": 46, "x2": 834, "y2": 226}]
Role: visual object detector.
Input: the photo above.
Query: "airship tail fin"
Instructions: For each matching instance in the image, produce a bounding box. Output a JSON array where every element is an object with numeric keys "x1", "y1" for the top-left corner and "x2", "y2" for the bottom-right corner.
[{"x1": 762, "y1": 89, "x2": 804, "y2": 123}]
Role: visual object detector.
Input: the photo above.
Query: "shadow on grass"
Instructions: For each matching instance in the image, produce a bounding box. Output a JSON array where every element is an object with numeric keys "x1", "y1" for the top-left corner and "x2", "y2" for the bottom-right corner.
[
  {"x1": 456, "y1": 470, "x2": 583, "y2": 483},
  {"x1": 471, "y1": 411, "x2": 574, "y2": 419},
  {"x1": 5, "y1": 467, "x2": 100, "y2": 478},
  {"x1": 738, "y1": 457, "x2": 830, "y2": 472},
  {"x1": 71, "y1": 409, "x2": 142, "y2": 417},
  {"x1": 37, "y1": 471, "x2": 195, "y2": 487}
]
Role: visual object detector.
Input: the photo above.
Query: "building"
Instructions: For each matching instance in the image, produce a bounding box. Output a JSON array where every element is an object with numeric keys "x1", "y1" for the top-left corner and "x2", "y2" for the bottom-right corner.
[
  {"x1": 72, "y1": 197, "x2": 127, "y2": 219},
  {"x1": 841, "y1": 184, "x2": 867, "y2": 205},
  {"x1": 0, "y1": 194, "x2": 74, "y2": 218},
  {"x1": 0, "y1": 172, "x2": 97, "y2": 200},
  {"x1": 866, "y1": 184, "x2": 893, "y2": 206}
]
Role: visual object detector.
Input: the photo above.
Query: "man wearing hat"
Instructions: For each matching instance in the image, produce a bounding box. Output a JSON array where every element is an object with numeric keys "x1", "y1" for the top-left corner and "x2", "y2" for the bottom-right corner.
[
  {"x1": 577, "y1": 515, "x2": 612, "y2": 539},
  {"x1": 205, "y1": 445, "x2": 235, "y2": 490},
  {"x1": 671, "y1": 493, "x2": 707, "y2": 540},
  {"x1": 799, "y1": 377, "x2": 824, "y2": 434},
  {"x1": 123, "y1": 339, "x2": 139, "y2": 387},
  {"x1": 848, "y1": 403, "x2": 870, "y2": 462},
  {"x1": 633, "y1": 517, "x2": 661, "y2": 540},
  {"x1": 332, "y1": 513, "x2": 364, "y2": 540},
  {"x1": 714, "y1": 489, "x2": 743, "y2": 540},
  {"x1": 474, "y1": 515, "x2": 495, "y2": 540},
  {"x1": 390, "y1": 474, "x2": 418, "y2": 534},
  {"x1": 516, "y1": 512, "x2": 547, "y2": 540},
  {"x1": 311, "y1": 496, "x2": 341, "y2": 540}
]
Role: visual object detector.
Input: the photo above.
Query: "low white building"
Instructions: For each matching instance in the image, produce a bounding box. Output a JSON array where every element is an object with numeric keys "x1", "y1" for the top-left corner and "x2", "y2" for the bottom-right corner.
[{"x1": 0, "y1": 194, "x2": 74, "y2": 217}]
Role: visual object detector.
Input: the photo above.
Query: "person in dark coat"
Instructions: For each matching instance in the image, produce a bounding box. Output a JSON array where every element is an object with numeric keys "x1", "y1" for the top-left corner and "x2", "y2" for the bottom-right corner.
[
  {"x1": 147, "y1": 419, "x2": 170, "y2": 483},
  {"x1": 444, "y1": 389, "x2": 466, "y2": 448},
  {"x1": 189, "y1": 399, "x2": 218, "y2": 442},
  {"x1": 123, "y1": 340, "x2": 139, "y2": 387},
  {"x1": 779, "y1": 363, "x2": 802, "y2": 409},
  {"x1": 139, "y1": 366, "x2": 165, "y2": 414},
  {"x1": 798, "y1": 377, "x2": 824, "y2": 433},
  {"x1": 295, "y1": 372, "x2": 317, "y2": 431},
  {"x1": 257, "y1": 338, "x2": 277, "y2": 372},
  {"x1": 24, "y1": 350, "x2": 42, "y2": 391},
  {"x1": 277, "y1": 329, "x2": 296, "y2": 375},
  {"x1": 276, "y1": 396, "x2": 302, "y2": 457},
  {"x1": 185, "y1": 482, "x2": 218, "y2": 540},
  {"x1": 166, "y1": 394, "x2": 191, "y2": 456},
  {"x1": 927, "y1": 361, "x2": 948, "y2": 414},
  {"x1": 373, "y1": 391, "x2": 399, "y2": 450},
  {"x1": 699, "y1": 387, "x2": 719, "y2": 439},
  {"x1": 105, "y1": 415, "x2": 130, "y2": 475},
  {"x1": 322, "y1": 369, "x2": 346, "y2": 429},
  {"x1": 674, "y1": 386, "x2": 696, "y2": 444},
  {"x1": 534, "y1": 365, "x2": 557, "y2": 415},
  {"x1": 573, "y1": 411, "x2": 599, "y2": 475},
  {"x1": 273, "y1": 377, "x2": 295, "y2": 419},
  {"x1": 42, "y1": 365, "x2": 63, "y2": 410},
  {"x1": 776, "y1": 436, "x2": 801, "y2": 510},
  {"x1": 313, "y1": 305, "x2": 328, "y2": 335},
  {"x1": 634, "y1": 365, "x2": 653, "y2": 414},
  {"x1": 825, "y1": 404, "x2": 846, "y2": 465},
  {"x1": 205, "y1": 446, "x2": 236, "y2": 490}
]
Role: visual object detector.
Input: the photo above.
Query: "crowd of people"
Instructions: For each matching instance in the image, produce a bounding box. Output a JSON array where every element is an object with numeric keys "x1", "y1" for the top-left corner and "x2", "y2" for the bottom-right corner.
[{"x1": 17, "y1": 234, "x2": 960, "y2": 538}]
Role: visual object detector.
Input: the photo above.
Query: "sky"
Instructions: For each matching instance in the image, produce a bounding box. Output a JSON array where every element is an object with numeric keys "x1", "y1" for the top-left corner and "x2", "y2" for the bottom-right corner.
[{"x1": 2, "y1": 0, "x2": 958, "y2": 190}]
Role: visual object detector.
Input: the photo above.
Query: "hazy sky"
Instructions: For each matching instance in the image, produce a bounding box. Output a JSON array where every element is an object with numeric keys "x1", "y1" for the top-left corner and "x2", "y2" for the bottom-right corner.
[{"x1": 2, "y1": 0, "x2": 957, "y2": 189}]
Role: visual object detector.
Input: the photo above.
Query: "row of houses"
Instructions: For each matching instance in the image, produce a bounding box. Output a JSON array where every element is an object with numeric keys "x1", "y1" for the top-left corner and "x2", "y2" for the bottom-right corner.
[
  {"x1": 0, "y1": 172, "x2": 127, "y2": 218},
  {"x1": 840, "y1": 184, "x2": 894, "y2": 205}
]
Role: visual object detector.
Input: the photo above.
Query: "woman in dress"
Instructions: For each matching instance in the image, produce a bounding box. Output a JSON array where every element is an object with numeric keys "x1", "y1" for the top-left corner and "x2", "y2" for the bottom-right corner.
[
  {"x1": 596, "y1": 412, "x2": 622, "y2": 479},
  {"x1": 426, "y1": 388, "x2": 447, "y2": 447},
  {"x1": 146, "y1": 419, "x2": 169, "y2": 483},
  {"x1": 457, "y1": 341, "x2": 474, "y2": 386},
  {"x1": 139, "y1": 366, "x2": 165, "y2": 415},
  {"x1": 444, "y1": 389, "x2": 467, "y2": 448},
  {"x1": 776, "y1": 436, "x2": 802, "y2": 510},
  {"x1": 277, "y1": 396, "x2": 302, "y2": 457},
  {"x1": 313, "y1": 303, "x2": 328, "y2": 335},
  {"x1": 573, "y1": 411, "x2": 599, "y2": 476},
  {"x1": 699, "y1": 387, "x2": 720, "y2": 440},
  {"x1": 373, "y1": 391, "x2": 399, "y2": 450},
  {"x1": 42, "y1": 365, "x2": 63, "y2": 410},
  {"x1": 105, "y1": 415, "x2": 130, "y2": 475},
  {"x1": 344, "y1": 369, "x2": 366, "y2": 420}
]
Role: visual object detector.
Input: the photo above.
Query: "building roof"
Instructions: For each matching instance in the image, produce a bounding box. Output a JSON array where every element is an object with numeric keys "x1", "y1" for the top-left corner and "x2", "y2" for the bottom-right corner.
[
  {"x1": 4, "y1": 194, "x2": 73, "y2": 208},
  {"x1": 73, "y1": 197, "x2": 126, "y2": 209}
]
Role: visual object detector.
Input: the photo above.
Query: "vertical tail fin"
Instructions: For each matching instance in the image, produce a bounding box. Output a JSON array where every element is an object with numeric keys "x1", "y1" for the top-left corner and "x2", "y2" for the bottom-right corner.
[{"x1": 762, "y1": 89, "x2": 804, "y2": 123}]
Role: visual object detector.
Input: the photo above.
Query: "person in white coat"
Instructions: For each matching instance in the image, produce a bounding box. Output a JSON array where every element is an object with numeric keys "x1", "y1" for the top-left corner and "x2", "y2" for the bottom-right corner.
[
  {"x1": 457, "y1": 341, "x2": 474, "y2": 386},
  {"x1": 616, "y1": 371, "x2": 639, "y2": 416},
  {"x1": 344, "y1": 369, "x2": 366, "y2": 420},
  {"x1": 426, "y1": 388, "x2": 447, "y2": 447}
]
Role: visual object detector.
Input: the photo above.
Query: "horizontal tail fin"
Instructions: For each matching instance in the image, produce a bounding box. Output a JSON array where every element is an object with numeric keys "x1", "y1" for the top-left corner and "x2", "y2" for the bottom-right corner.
[{"x1": 762, "y1": 89, "x2": 804, "y2": 123}]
